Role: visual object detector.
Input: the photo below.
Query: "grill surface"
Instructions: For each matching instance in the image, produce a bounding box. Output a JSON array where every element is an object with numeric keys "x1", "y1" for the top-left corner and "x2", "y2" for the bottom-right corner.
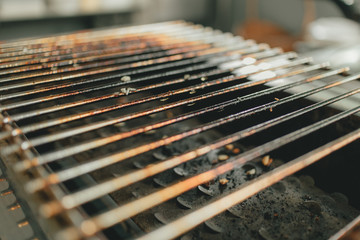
[{"x1": 0, "y1": 21, "x2": 359, "y2": 240}]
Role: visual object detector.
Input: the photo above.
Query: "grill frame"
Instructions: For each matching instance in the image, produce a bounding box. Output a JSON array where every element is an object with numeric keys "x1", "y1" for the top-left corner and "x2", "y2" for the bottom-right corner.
[{"x1": 0, "y1": 21, "x2": 359, "y2": 240}]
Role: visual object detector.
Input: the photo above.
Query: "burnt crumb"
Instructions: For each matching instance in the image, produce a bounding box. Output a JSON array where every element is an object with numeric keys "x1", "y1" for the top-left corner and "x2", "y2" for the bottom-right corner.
[
  {"x1": 245, "y1": 168, "x2": 256, "y2": 179},
  {"x1": 219, "y1": 178, "x2": 229, "y2": 185},
  {"x1": 225, "y1": 144, "x2": 234, "y2": 151},
  {"x1": 121, "y1": 75, "x2": 131, "y2": 82},
  {"x1": 262, "y1": 155, "x2": 273, "y2": 167},
  {"x1": 241, "y1": 164, "x2": 257, "y2": 179},
  {"x1": 120, "y1": 87, "x2": 136, "y2": 95},
  {"x1": 51, "y1": 66, "x2": 58, "y2": 71},
  {"x1": 232, "y1": 148, "x2": 241, "y2": 154},
  {"x1": 218, "y1": 154, "x2": 229, "y2": 161}
]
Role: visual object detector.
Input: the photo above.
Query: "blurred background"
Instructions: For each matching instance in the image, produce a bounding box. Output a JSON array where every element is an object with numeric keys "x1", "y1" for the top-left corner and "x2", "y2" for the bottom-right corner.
[{"x1": 1, "y1": 0, "x2": 360, "y2": 70}]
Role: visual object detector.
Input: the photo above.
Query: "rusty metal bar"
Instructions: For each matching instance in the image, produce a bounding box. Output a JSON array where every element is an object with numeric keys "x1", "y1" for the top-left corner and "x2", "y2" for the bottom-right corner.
[
  {"x1": 0, "y1": 48, "x2": 283, "y2": 107},
  {"x1": 0, "y1": 22, "x2": 212, "y2": 57},
  {"x1": 54, "y1": 106, "x2": 360, "y2": 240},
  {"x1": 0, "y1": 34, "x2": 212, "y2": 67},
  {"x1": 0, "y1": 57, "x2": 315, "y2": 143},
  {"x1": 0, "y1": 26, "x2": 251, "y2": 82},
  {"x1": 0, "y1": 43, "x2": 211, "y2": 76},
  {"x1": 0, "y1": 41, "x2": 259, "y2": 94},
  {"x1": 5, "y1": 51, "x2": 289, "y2": 120},
  {"x1": 137, "y1": 128, "x2": 360, "y2": 240},
  {"x1": 1, "y1": 64, "x2": 342, "y2": 158},
  {"x1": 35, "y1": 87, "x2": 360, "y2": 215},
  {"x1": 0, "y1": 37, "x2": 202, "y2": 68},
  {"x1": 0, "y1": 21, "x2": 189, "y2": 54},
  {"x1": 0, "y1": 26, "x2": 238, "y2": 79},
  {"x1": 329, "y1": 215, "x2": 360, "y2": 240},
  {"x1": 13, "y1": 57, "x2": 311, "y2": 135},
  {"x1": 22, "y1": 77, "x2": 359, "y2": 193},
  {"x1": 0, "y1": 45, "x2": 226, "y2": 87}
]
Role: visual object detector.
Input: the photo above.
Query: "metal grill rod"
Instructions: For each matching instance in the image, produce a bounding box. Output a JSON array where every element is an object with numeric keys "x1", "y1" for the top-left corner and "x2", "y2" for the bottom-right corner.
[
  {"x1": 0, "y1": 37, "x2": 177, "y2": 65},
  {"x1": 0, "y1": 43, "x2": 211, "y2": 76},
  {"x1": 23, "y1": 75, "x2": 359, "y2": 194},
  {"x1": 0, "y1": 24, "x2": 223, "y2": 65},
  {"x1": 0, "y1": 45, "x2": 233, "y2": 89},
  {"x1": 0, "y1": 27, "x2": 240, "y2": 78},
  {"x1": 0, "y1": 27, "x2": 253, "y2": 83},
  {"x1": 3, "y1": 59, "x2": 318, "y2": 154},
  {"x1": 0, "y1": 22, "x2": 217, "y2": 56},
  {"x1": 329, "y1": 215, "x2": 360, "y2": 240},
  {"x1": 0, "y1": 36, "x2": 211, "y2": 70},
  {"x1": 3, "y1": 65, "x2": 342, "y2": 159},
  {"x1": 0, "y1": 41, "x2": 260, "y2": 96},
  {"x1": 137, "y1": 128, "x2": 360, "y2": 240},
  {"x1": 2, "y1": 50, "x2": 287, "y2": 112},
  {"x1": 0, "y1": 57, "x2": 312, "y2": 142},
  {"x1": 16, "y1": 57, "x2": 313, "y2": 135},
  {"x1": 0, "y1": 50, "x2": 230, "y2": 101},
  {"x1": 37, "y1": 87, "x2": 360, "y2": 217},
  {"x1": 6, "y1": 51, "x2": 289, "y2": 120},
  {"x1": 18, "y1": 66, "x2": 347, "y2": 169},
  {"x1": 0, "y1": 60, "x2": 223, "y2": 109},
  {"x1": 56, "y1": 106, "x2": 360, "y2": 240},
  {"x1": 0, "y1": 21, "x2": 189, "y2": 52}
]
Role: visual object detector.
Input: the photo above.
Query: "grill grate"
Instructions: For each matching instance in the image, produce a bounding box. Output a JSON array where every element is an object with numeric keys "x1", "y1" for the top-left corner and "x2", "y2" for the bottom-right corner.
[{"x1": 0, "y1": 21, "x2": 359, "y2": 240}]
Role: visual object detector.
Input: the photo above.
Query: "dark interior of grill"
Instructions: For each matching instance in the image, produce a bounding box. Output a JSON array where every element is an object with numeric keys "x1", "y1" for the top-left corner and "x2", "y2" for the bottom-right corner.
[{"x1": 0, "y1": 22, "x2": 359, "y2": 240}]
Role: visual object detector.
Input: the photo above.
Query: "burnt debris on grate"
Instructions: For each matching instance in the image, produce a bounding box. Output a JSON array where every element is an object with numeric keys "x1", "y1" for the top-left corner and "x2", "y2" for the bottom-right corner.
[{"x1": 0, "y1": 21, "x2": 359, "y2": 240}]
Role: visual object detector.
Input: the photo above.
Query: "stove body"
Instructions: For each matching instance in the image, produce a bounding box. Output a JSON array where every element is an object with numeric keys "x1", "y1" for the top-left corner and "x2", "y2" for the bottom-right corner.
[{"x1": 0, "y1": 21, "x2": 359, "y2": 240}]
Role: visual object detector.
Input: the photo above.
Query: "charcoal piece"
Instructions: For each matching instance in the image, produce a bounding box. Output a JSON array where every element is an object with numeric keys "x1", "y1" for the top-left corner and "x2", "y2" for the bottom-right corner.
[
  {"x1": 173, "y1": 167, "x2": 188, "y2": 176},
  {"x1": 177, "y1": 196, "x2": 193, "y2": 209},
  {"x1": 204, "y1": 220, "x2": 223, "y2": 233},
  {"x1": 303, "y1": 200, "x2": 322, "y2": 215},
  {"x1": 198, "y1": 185, "x2": 214, "y2": 196}
]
